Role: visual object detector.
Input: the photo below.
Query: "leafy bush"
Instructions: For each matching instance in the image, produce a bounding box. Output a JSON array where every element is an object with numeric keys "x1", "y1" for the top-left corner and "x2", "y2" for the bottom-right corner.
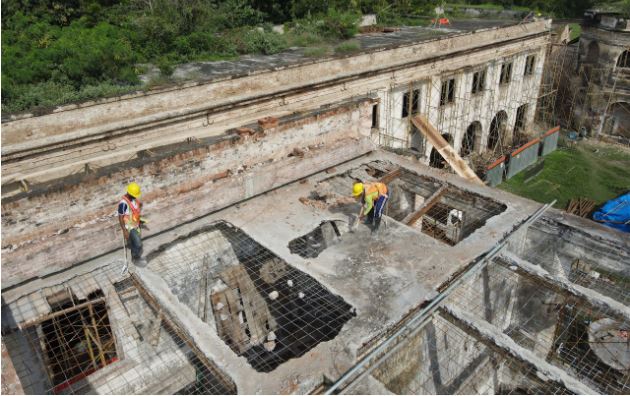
[
  {"x1": 228, "y1": 28, "x2": 287, "y2": 55},
  {"x1": 1, "y1": 80, "x2": 140, "y2": 113},
  {"x1": 286, "y1": 8, "x2": 361, "y2": 46},
  {"x1": 319, "y1": 9, "x2": 361, "y2": 39}
]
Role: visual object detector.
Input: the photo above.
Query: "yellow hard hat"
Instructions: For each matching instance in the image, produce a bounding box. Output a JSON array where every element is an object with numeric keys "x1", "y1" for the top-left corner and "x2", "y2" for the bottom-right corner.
[
  {"x1": 127, "y1": 182, "x2": 141, "y2": 198},
  {"x1": 352, "y1": 182, "x2": 364, "y2": 197}
]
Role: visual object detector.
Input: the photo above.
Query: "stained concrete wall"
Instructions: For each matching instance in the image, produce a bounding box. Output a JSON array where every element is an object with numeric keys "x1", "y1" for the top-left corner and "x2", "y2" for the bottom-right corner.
[
  {"x1": 507, "y1": 211, "x2": 630, "y2": 278},
  {"x1": 577, "y1": 27, "x2": 630, "y2": 137},
  {"x1": 0, "y1": 100, "x2": 374, "y2": 289},
  {"x1": 370, "y1": 264, "x2": 521, "y2": 394}
]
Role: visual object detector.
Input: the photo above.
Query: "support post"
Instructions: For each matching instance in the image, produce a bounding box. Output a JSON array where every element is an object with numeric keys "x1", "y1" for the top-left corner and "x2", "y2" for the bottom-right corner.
[{"x1": 88, "y1": 304, "x2": 107, "y2": 367}]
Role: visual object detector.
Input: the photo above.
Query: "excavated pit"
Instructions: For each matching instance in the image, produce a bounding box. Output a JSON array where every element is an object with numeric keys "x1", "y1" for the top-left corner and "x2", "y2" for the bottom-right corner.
[
  {"x1": 17, "y1": 289, "x2": 117, "y2": 394},
  {"x1": 387, "y1": 174, "x2": 507, "y2": 245},
  {"x1": 146, "y1": 221, "x2": 355, "y2": 372}
]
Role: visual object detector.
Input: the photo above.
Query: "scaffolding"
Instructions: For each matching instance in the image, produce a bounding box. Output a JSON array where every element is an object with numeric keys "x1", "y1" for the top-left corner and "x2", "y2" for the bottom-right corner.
[{"x1": 373, "y1": 21, "x2": 630, "y2": 179}]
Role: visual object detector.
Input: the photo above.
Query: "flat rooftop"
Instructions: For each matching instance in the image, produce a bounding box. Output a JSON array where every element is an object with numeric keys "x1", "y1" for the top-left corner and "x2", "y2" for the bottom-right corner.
[
  {"x1": 1, "y1": 149, "x2": 543, "y2": 394},
  {"x1": 3, "y1": 147, "x2": 629, "y2": 394},
  {"x1": 165, "y1": 20, "x2": 520, "y2": 85}
]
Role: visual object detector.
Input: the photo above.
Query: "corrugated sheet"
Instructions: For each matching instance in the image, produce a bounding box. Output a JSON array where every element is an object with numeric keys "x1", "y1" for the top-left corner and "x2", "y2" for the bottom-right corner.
[
  {"x1": 506, "y1": 139, "x2": 540, "y2": 179},
  {"x1": 485, "y1": 156, "x2": 506, "y2": 186},
  {"x1": 540, "y1": 126, "x2": 560, "y2": 156}
]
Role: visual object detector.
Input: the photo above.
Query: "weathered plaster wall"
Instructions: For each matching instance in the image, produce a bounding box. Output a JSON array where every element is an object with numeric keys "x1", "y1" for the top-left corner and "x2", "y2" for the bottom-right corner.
[
  {"x1": 0, "y1": 100, "x2": 374, "y2": 289},
  {"x1": 380, "y1": 46, "x2": 547, "y2": 161},
  {"x1": 1, "y1": 22, "x2": 549, "y2": 190},
  {"x1": 577, "y1": 28, "x2": 630, "y2": 137}
]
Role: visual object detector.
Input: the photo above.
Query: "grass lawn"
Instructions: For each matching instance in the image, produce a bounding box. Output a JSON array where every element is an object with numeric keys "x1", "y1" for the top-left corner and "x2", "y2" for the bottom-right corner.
[{"x1": 499, "y1": 140, "x2": 630, "y2": 210}]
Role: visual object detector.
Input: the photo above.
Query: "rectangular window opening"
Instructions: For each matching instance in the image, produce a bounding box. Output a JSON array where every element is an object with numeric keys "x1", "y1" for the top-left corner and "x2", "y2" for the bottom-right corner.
[
  {"x1": 371, "y1": 104, "x2": 379, "y2": 128},
  {"x1": 500, "y1": 62, "x2": 513, "y2": 85},
  {"x1": 472, "y1": 70, "x2": 486, "y2": 94},
  {"x1": 402, "y1": 89, "x2": 420, "y2": 118},
  {"x1": 402, "y1": 92, "x2": 409, "y2": 118},
  {"x1": 440, "y1": 79, "x2": 456, "y2": 106},
  {"x1": 412, "y1": 89, "x2": 420, "y2": 115},
  {"x1": 524, "y1": 55, "x2": 536, "y2": 76}
]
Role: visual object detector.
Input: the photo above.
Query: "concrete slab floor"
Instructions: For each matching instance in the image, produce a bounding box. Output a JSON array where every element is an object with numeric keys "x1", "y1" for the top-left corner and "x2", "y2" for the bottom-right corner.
[{"x1": 2, "y1": 149, "x2": 585, "y2": 394}]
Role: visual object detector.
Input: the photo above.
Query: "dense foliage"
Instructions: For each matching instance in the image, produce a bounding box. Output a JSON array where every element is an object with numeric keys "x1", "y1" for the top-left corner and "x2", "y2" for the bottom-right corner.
[{"x1": 0, "y1": 0, "x2": 614, "y2": 112}]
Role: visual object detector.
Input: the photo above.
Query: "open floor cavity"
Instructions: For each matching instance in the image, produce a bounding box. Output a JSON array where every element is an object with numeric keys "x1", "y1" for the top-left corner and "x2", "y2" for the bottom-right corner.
[
  {"x1": 312, "y1": 160, "x2": 506, "y2": 245},
  {"x1": 146, "y1": 221, "x2": 356, "y2": 372},
  {"x1": 288, "y1": 221, "x2": 346, "y2": 258}
]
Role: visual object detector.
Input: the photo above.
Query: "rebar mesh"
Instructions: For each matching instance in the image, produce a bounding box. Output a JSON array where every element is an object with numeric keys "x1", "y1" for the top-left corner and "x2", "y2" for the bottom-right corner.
[
  {"x1": 342, "y1": 216, "x2": 629, "y2": 395},
  {"x1": 1, "y1": 263, "x2": 235, "y2": 395},
  {"x1": 144, "y1": 221, "x2": 355, "y2": 373}
]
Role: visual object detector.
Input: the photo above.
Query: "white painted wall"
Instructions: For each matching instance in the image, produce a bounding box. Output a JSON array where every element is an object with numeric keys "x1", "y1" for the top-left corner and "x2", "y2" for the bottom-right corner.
[{"x1": 378, "y1": 46, "x2": 547, "y2": 164}]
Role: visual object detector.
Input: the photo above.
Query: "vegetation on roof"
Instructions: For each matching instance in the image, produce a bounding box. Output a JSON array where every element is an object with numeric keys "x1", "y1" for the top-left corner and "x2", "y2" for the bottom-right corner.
[
  {"x1": 1, "y1": 0, "x2": 362, "y2": 113},
  {"x1": 0, "y1": 0, "x2": 609, "y2": 114}
]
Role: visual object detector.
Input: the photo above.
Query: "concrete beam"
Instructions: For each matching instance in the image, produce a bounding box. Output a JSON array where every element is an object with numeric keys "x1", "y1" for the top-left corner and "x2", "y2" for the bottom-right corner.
[
  {"x1": 439, "y1": 305, "x2": 599, "y2": 395},
  {"x1": 130, "y1": 274, "x2": 236, "y2": 393},
  {"x1": 499, "y1": 252, "x2": 630, "y2": 323}
]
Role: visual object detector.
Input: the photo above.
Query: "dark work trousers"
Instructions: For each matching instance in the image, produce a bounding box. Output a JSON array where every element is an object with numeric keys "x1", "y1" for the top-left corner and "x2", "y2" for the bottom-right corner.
[
  {"x1": 366, "y1": 194, "x2": 389, "y2": 231},
  {"x1": 128, "y1": 228, "x2": 143, "y2": 260}
]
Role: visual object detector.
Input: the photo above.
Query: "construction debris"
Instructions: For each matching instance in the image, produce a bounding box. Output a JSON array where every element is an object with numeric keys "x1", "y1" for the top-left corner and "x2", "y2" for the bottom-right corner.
[{"x1": 566, "y1": 198, "x2": 596, "y2": 217}]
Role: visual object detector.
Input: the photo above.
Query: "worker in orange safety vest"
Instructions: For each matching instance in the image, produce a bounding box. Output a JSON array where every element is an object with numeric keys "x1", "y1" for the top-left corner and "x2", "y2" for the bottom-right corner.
[
  {"x1": 117, "y1": 182, "x2": 145, "y2": 264},
  {"x1": 353, "y1": 181, "x2": 389, "y2": 232}
]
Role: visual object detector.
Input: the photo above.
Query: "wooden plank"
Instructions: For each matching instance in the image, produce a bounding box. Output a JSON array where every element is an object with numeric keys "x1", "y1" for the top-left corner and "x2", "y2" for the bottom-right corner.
[
  {"x1": 378, "y1": 168, "x2": 402, "y2": 184},
  {"x1": 402, "y1": 186, "x2": 448, "y2": 226},
  {"x1": 411, "y1": 115, "x2": 484, "y2": 185},
  {"x1": 88, "y1": 304, "x2": 107, "y2": 367},
  {"x1": 210, "y1": 292, "x2": 229, "y2": 342},
  {"x1": 20, "y1": 297, "x2": 106, "y2": 329},
  {"x1": 234, "y1": 268, "x2": 268, "y2": 346},
  {"x1": 219, "y1": 267, "x2": 252, "y2": 353}
]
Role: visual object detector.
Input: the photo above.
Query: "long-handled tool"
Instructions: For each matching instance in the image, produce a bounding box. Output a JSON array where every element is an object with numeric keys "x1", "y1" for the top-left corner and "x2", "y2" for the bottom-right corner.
[
  {"x1": 349, "y1": 202, "x2": 365, "y2": 233},
  {"x1": 121, "y1": 233, "x2": 130, "y2": 275}
]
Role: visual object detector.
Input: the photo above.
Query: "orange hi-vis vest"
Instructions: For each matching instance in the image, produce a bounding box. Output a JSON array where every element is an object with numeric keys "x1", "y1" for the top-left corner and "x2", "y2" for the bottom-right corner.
[
  {"x1": 365, "y1": 182, "x2": 388, "y2": 197},
  {"x1": 121, "y1": 195, "x2": 141, "y2": 231}
]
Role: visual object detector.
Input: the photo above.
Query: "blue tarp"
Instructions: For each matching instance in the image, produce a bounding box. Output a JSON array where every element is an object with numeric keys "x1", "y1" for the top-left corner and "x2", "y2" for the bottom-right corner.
[{"x1": 592, "y1": 192, "x2": 630, "y2": 233}]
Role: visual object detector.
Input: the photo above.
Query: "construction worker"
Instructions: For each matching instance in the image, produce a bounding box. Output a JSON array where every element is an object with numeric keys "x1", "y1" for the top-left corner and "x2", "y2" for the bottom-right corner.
[
  {"x1": 353, "y1": 181, "x2": 389, "y2": 232},
  {"x1": 118, "y1": 182, "x2": 145, "y2": 264}
]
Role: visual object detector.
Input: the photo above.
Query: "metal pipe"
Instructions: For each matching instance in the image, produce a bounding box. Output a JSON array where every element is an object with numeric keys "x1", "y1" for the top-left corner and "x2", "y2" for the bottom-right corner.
[{"x1": 325, "y1": 201, "x2": 555, "y2": 395}]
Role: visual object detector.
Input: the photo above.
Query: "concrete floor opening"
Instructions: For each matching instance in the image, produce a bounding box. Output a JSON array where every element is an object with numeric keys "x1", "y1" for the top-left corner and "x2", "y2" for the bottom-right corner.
[{"x1": 146, "y1": 221, "x2": 356, "y2": 372}]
